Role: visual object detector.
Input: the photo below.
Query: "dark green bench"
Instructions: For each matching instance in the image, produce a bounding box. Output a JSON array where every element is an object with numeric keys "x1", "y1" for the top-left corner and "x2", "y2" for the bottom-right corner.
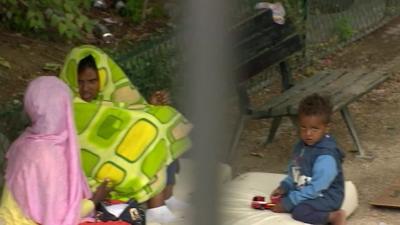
[
  {"x1": 230, "y1": 9, "x2": 399, "y2": 159},
  {"x1": 228, "y1": 9, "x2": 304, "y2": 160}
]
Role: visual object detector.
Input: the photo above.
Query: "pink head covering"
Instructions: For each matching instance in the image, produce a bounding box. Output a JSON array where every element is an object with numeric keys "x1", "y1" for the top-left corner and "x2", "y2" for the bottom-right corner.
[{"x1": 5, "y1": 76, "x2": 91, "y2": 225}]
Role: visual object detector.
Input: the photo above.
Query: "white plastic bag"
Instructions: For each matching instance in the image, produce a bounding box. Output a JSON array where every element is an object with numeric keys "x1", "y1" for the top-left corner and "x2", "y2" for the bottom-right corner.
[{"x1": 254, "y1": 2, "x2": 286, "y2": 25}]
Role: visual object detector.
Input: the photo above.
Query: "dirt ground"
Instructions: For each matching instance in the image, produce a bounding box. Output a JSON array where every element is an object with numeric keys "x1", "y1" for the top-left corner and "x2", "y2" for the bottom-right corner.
[
  {"x1": 0, "y1": 8, "x2": 169, "y2": 104},
  {"x1": 0, "y1": 31, "x2": 73, "y2": 103},
  {"x1": 2, "y1": 14, "x2": 400, "y2": 225},
  {"x1": 232, "y1": 16, "x2": 400, "y2": 225}
]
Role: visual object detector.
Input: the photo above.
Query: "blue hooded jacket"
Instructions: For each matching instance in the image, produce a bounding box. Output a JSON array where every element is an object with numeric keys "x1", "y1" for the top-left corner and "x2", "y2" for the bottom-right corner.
[{"x1": 280, "y1": 134, "x2": 345, "y2": 212}]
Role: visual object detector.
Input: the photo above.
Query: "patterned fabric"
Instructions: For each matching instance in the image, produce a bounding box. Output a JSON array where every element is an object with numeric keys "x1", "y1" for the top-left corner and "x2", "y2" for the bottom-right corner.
[
  {"x1": 61, "y1": 46, "x2": 192, "y2": 203},
  {"x1": 76, "y1": 98, "x2": 192, "y2": 202}
]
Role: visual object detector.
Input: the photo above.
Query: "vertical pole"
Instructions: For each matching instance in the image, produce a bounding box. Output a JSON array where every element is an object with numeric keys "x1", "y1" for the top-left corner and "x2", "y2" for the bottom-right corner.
[{"x1": 181, "y1": 0, "x2": 232, "y2": 224}]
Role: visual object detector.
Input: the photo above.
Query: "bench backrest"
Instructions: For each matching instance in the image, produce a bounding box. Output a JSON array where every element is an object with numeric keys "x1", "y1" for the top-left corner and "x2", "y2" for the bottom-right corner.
[
  {"x1": 234, "y1": 9, "x2": 304, "y2": 83},
  {"x1": 114, "y1": 10, "x2": 304, "y2": 90}
]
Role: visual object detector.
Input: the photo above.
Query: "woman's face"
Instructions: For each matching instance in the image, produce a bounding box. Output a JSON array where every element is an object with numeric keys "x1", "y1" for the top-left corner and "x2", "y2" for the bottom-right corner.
[{"x1": 78, "y1": 67, "x2": 99, "y2": 102}]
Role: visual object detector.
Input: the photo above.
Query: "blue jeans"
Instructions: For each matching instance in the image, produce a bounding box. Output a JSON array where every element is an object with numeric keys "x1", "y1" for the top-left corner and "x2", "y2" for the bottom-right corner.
[
  {"x1": 166, "y1": 160, "x2": 179, "y2": 185},
  {"x1": 292, "y1": 203, "x2": 330, "y2": 225}
]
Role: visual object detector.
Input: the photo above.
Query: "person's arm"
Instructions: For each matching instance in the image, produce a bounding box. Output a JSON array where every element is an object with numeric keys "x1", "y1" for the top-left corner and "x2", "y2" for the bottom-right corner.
[
  {"x1": 281, "y1": 155, "x2": 338, "y2": 212},
  {"x1": 279, "y1": 141, "x2": 304, "y2": 193},
  {"x1": 278, "y1": 161, "x2": 296, "y2": 194},
  {"x1": 80, "y1": 179, "x2": 111, "y2": 218},
  {"x1": 280, "y1": 173, "x2": 295, "y2": 193},
  {"x1": 271, "y1": 160, "x2": 296, "y2": 199}
]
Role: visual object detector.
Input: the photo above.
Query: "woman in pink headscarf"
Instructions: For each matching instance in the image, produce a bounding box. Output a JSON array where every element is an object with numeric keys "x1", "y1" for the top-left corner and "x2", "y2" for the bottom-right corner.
[{"x1": 0, "y1": 76, "x2": 109, "y2": 225}]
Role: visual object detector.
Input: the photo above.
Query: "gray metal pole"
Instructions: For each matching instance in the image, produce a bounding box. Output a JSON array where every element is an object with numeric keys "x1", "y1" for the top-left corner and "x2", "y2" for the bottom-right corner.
[{"x1": 181, "y1": 0, "x2": 233, "y2": 224}]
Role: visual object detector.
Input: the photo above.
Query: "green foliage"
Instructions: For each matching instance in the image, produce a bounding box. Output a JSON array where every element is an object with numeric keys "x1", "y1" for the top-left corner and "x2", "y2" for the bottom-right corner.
[
  {"x1": 124, "y1": 0, "x2": 167, "y2": 24},
  {"x1": 111, "y1": 35, "x2": 178, "y2": 99},
  {"x1": 128, "y1": 51, "x2": 176, "y2": 98},
  {"x1": 0, "y1": 0, "x2": 94, "y2": 39},
  {"x1": 0, "y1": 98, "x2": 27, "y2": 141},
  {"x1": 125, "y1": 0, "x2": 145, "y2": 24},
  {"x1": 278, "y1": 0, "x2": 307, "y2": 32},
  {"x1": 335, "y1": 17, "x2": 353, "y2": 42}
]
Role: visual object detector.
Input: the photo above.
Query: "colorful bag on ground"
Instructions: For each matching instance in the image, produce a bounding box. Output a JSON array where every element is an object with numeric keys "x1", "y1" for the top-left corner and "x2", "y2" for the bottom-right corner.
[
  {"x1": 80, "y1": 221, "x2": 130, "y2": 225},
  {"x1": 96, "y1": 200, "x2": 145, "y2": 225}
]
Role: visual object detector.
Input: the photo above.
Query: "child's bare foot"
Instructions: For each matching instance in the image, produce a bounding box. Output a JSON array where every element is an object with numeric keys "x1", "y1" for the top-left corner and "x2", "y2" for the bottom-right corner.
[{"x1": 328, "y1": 209, "x2": 346, "y2": 225}]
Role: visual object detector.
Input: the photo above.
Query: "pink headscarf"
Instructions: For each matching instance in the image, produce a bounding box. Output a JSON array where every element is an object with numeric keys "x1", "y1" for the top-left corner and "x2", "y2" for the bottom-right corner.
[{"x1": 5, "y1": 76, "x2": 91, "y2": 225}]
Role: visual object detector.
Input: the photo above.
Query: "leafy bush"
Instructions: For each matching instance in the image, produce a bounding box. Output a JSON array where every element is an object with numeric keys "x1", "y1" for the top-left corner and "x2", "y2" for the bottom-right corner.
[
  {"x1": 110, "y1": 34, "x2": 179, "y2": 99},
  {"x1": 335, "y1": 17, "x2": 353, "y2": 42},
  {"x1": 124, "y1": 0, "x2": 167, "y2": 24},
  {"x1": 0, "y1": 0, "x2": 94, "y2": 39},
  {"x1": 124, "y1": 0, "x2": 145, "y2": 23}
]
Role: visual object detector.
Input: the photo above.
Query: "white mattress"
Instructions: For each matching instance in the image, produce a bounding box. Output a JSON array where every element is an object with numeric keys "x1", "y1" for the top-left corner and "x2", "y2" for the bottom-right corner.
[
  {"x1": 219, "y1": 172, "x2": 358, "y2": 225},
  {"x1": 150, "y1": 166, "x2": 358, "y2": 225},
  {"x1": 173, "y1": 158, "x2": 233, "y2": 202}
]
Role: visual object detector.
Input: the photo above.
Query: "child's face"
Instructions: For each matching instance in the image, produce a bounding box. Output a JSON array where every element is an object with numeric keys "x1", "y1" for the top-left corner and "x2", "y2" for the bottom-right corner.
[{"x1": 298, "y1": 114, "x2": 329, "y2": 146}]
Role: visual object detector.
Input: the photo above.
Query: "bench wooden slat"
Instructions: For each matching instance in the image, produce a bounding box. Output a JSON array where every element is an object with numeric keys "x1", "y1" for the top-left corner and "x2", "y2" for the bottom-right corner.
[
  {"x1": 271, "y1": 70, "x2": 357, "y2": 114},
  {"x1": 237, "y1": 23, "x2": 297, "y2": 64},
  {"x1": 234, "y1": 10, "x2": 275, "y2": 42},
  {"x1": 329, "y1": 57, "x2": 400, "y2": 111},
  {"x1": 251, "y1": 70, "x2": 346, "y2": 118},
  {"x1": 331, "y1": 71, "x2": 391, "y2": 112},
  {"x1": 266, "y1": 73, "x2": 337, "y2": 116},
  {"x1": 250, "y1": 71, "x2": 332, "y2": 118},
  {"x1": 237, "y1": 34, "x2": 303, "y2": 82},
  {"x1": 253, "y1": 67, "x2": 391, "y2": 118},
  {"x1": 289, "y1": 72, "x2": 384, "y2": 115},
  {"x1": 281, "y1": 69, "x2": 368, "y2": 115}
]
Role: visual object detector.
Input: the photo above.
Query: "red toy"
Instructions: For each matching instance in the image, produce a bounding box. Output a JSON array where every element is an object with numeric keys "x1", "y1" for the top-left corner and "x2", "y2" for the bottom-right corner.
[{"x1": 251, "y1": 195, "x2": 282, "y2": 210}]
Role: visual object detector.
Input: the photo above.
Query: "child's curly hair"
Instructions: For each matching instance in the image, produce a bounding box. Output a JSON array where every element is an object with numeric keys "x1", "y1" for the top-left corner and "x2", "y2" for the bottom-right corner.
[{"x1": 298, "y1": 93, "x2": 333, "y2": 123}]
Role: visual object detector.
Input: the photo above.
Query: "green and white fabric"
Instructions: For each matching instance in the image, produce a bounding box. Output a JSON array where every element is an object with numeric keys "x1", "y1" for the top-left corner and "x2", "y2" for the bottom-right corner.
[
  {"x1": 60, "y1": 45, "x2": 147, "y2": 105},
  {"x1": 61, "y1": 45, "x2": 192, "y2": 202}
]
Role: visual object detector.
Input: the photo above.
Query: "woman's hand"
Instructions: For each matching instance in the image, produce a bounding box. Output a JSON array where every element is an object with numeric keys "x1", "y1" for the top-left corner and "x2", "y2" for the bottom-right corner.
[
  {"x1": 91, "y1": 179, "x2": 112, "y2": 205},
  {"x1": 149, "y1": 90, "x2": 170, "y2": 105}
]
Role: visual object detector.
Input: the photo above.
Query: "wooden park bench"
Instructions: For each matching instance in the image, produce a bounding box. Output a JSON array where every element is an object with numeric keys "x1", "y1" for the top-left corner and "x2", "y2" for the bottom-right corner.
[{"x1": 230, "y1": 9, "x2": 399, "y2": 160}]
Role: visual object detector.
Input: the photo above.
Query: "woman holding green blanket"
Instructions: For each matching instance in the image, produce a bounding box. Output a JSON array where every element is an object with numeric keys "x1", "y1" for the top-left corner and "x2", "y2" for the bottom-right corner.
[{"x1": 60, "y1": 45, "x2": 192, "y2": 223}]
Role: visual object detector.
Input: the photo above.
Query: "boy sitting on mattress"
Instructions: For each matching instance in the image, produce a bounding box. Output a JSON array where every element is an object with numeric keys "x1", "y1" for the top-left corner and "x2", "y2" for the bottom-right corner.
[{"x1": 271, "y1": 93, "x2": 346, "y2": 225}]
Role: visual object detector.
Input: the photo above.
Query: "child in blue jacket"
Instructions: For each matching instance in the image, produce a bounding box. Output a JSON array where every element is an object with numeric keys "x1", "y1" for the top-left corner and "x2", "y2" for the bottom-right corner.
[{"x1": 271, "y1": 93, "x2": 346, "y2": 225}]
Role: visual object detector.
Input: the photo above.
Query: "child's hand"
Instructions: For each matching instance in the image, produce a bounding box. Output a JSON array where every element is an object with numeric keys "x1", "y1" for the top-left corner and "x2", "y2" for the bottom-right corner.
[
  {"x1": 91, "y1": 179, "x2": 112, "y2": 205},
  {"x1": 270, "y1": 187, "x2": 285, "y2": 197},
  {"x1": 271, "y1": 202, "x2": 286, "y2": 213},
  {"x1": 149, "y1": 90, "x2": 170, "y2": 105}
]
